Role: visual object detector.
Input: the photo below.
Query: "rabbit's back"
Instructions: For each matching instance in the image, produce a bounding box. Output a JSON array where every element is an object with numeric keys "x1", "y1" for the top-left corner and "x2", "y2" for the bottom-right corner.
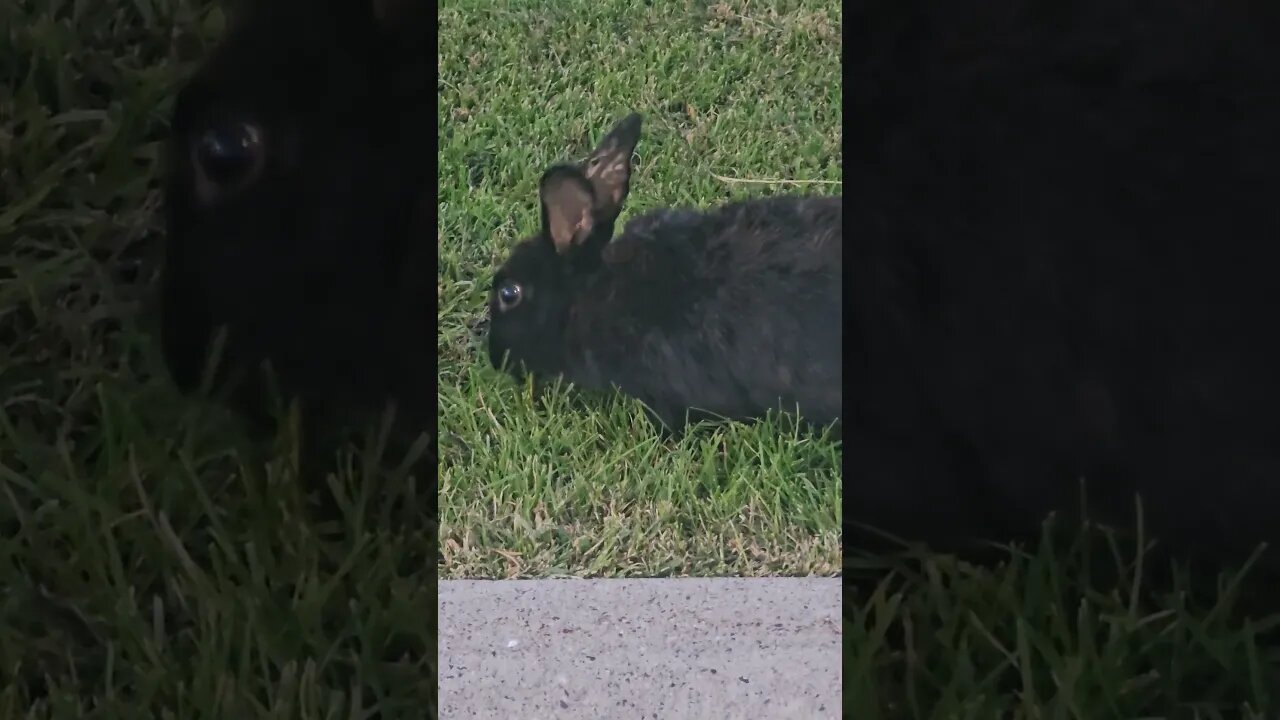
[
  {"x1": 563, "y1": 195, "x2": 842, "y2": 429},
  {"x1": 847, "y1": 0, "x2": 1280, "y2": 571}
]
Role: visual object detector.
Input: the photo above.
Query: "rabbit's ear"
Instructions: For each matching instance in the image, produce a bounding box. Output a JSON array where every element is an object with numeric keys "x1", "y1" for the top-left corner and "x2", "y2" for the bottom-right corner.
[
  {"x1": 540, "y1": 167, "x2": 598, "y2": 256},
  {"x1": 581, "y1": 113, "x2": 643, "y2": 221}
]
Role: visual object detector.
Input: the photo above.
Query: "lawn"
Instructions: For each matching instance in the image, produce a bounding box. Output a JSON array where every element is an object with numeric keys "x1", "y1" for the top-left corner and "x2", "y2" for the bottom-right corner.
[
  {"x1": 847, "y1": 520, "x2": 1280, "y2": 719},
  {"x1": 2, "y1": 2, "x2": 431, "y2": 717},
  {"x1": 437, "y1": 0, "x2": 844, "y2": 581}
]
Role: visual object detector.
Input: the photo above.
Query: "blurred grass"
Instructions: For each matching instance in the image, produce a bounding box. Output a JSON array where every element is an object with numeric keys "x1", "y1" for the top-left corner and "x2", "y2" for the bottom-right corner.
[
  {"x1": 1, "y1": 2, "x2": 430, "y2": 717},
  {"x1": 847, "y1": 515, "x2": 1280, "y2": 719}
]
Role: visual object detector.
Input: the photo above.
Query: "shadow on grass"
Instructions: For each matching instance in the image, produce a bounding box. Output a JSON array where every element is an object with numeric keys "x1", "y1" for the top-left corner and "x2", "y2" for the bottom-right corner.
[{"x1": 845, "y1": 506, "x2": 1280, "y2": 719}]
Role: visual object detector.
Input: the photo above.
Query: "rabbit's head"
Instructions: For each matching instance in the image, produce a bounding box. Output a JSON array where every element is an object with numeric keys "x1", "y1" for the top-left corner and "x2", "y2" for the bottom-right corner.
[
  {"x1": 488, "y1": 113, "x2": 643, "y2": 377},
  {"x1": 160, "y1": 0, "x2": 430, "y2": 438}
]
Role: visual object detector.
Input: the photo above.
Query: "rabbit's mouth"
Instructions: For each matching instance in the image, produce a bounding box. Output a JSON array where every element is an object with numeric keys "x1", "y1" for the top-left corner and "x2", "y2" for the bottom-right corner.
[
  {"x1": 468, "y1": 312, "x2": 490, "y2": 352},
  {"x1": 488, "y1": 347, "x2": 524, "y2": 378}
]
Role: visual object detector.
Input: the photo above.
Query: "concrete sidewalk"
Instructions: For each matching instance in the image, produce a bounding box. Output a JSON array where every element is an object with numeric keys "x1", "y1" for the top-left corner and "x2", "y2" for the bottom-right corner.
[{"x1": 438, "y1": 576, "x2": 840, "y2": 719}]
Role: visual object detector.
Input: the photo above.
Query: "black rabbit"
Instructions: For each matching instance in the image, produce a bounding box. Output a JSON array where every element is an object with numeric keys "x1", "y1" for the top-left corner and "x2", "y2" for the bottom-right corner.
[
  {"x1": 159, "y1": 0, "x2": 431, "y2": 471},
  {"x1": 847, "y1": 0, "x2": 1280, "y2": 578},
  {"x1": 487, "y1": 113, "x2": 842, "y2": 435}
]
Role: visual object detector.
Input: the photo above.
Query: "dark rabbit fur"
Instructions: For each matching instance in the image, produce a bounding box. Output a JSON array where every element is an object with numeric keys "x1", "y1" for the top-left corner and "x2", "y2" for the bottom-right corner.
[
  {"x1": 487, "y1": 114, "x2": 842, "y2": 434},
  {"x1": 159, "y1": 0, "x2": 431, "y2": 465},
  {"x1": 848, "y1": 0, "x2": 1280, "y2": 577}
]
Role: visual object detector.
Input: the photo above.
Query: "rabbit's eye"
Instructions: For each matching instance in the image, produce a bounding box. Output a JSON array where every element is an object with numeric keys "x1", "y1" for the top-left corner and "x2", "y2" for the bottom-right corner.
[
  {"x1": 194, "y1": 122, "x2": 263, "y2": 195},
  {"x1": 496, "y1": 282, "x2": 523, "y2": 311}
]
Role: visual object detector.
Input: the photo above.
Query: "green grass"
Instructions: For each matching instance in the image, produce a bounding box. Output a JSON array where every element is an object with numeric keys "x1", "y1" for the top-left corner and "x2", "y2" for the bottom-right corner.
[
  {"x1": 848, "y1": 516, "x2": 1280, "y2": 719},
  {"x1": 1, "y1": 2, "x2": 430, "y2": 717},
  {"x1": 437, "y1": 1, "x2": 844, "y2": 580}
]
